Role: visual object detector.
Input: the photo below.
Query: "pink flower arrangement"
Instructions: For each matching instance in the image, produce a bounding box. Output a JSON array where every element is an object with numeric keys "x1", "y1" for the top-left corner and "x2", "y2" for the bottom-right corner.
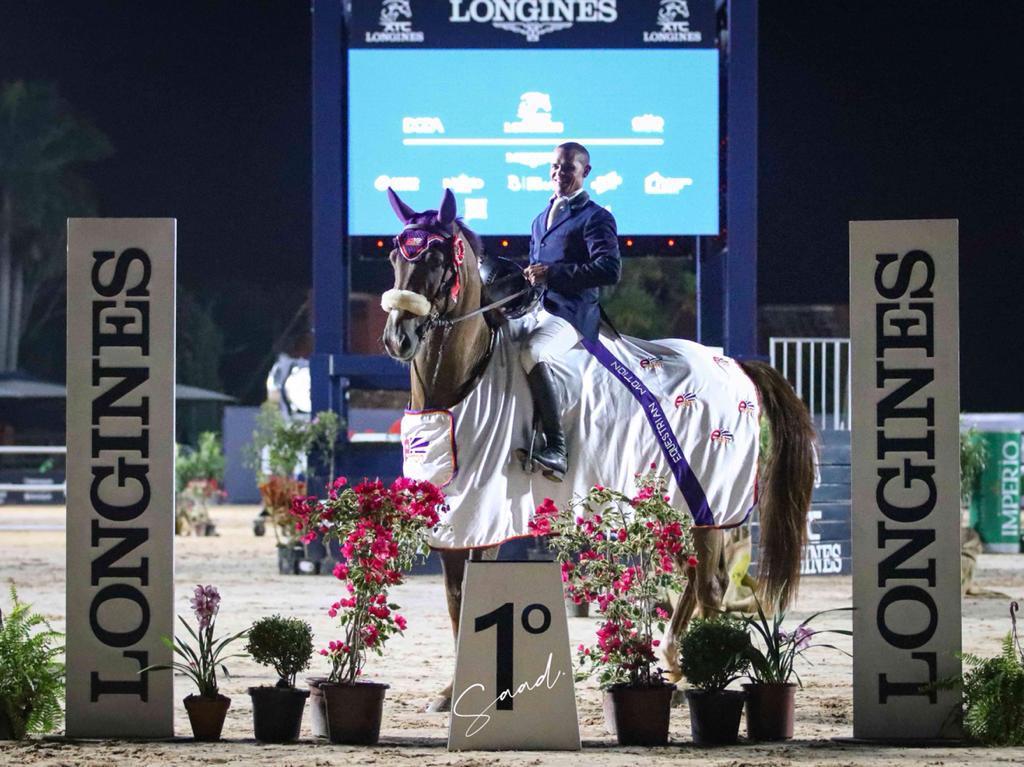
[
  {"x1": 292, "y1": 476, "x2": 445, "y2": 684},
  {"x1": 531, "y1": 469, "x2": 696, "y2": 689},
  {"x1": 189, "y1": 584, "x2": 221, "y2": 630}
]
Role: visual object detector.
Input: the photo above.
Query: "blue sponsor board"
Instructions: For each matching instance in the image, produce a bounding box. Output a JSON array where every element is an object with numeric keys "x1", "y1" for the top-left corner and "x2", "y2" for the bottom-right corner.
[{"x1": 349, "y1": 0, "x2": 715, "y2": 49}]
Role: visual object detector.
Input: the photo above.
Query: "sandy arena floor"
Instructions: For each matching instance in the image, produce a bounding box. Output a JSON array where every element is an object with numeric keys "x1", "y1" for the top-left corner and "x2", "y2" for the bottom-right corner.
[{"x1": 1, "y1": 504, "x2": 1023, "y2": 766}]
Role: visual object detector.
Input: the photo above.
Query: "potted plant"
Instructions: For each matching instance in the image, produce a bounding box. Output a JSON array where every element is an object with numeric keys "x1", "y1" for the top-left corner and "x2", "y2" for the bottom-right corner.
[
  {"x1": 175, "y1": 432, "x2": 227, "y2": 536},
  {"x1": 247, "y1": 403, "x2": 340, "y2": 569},
  {"x1": 141, "y1": 585, "x2": 248, "y2": 741},
  {"x1": 741, "y1": 592, "x2": 852, "y2": 741},
  {"x1": 678, "y1": 616, "x2": 752, "y2": 746},
  {"x1": 246, "y1": 615, "x2": 314, "y2": 743},
  {"x1": 0, "y1": 586, "x2": 63, "y2": 740},
  {"x1": 536, "y1": 469, "x2": 697, "y2": 746},
  {"x1": 291, "y1": 475, "x2": 443, "y2": 744}
]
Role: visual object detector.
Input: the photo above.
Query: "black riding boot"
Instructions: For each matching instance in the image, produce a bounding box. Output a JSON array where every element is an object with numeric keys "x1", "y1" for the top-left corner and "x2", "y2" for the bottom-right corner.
[{"x1": 525, "y1": 362, "x2": 568, "y2": 481}]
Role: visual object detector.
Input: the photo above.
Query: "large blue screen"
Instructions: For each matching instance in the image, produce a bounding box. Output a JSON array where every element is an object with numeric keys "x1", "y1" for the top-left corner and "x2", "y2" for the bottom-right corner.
[{"x1": 348, "y1": 48, "x2": 718, "y2": 236}]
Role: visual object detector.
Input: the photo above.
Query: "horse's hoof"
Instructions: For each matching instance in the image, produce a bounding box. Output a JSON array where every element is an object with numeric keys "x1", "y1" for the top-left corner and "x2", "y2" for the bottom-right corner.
[{"x1": 426, "y1": 695, "x2": 452, "y2": 713}]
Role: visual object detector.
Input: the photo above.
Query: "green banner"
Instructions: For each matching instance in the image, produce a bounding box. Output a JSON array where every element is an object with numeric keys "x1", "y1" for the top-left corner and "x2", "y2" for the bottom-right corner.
[{"x1": 970, "y1": 431, "x2": 1021, "y2": 553}]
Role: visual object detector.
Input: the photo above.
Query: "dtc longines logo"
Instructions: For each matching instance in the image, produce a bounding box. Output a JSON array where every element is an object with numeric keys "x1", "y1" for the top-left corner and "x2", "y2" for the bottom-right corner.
[
  {"x1": 450, "y1": 0, "x2": 618, "y2": 43},
  {"x1": 367, "y1": 1, "x2": 425, "y2": 43},
  {"x1": 643, "y1": 1, "x2": 703, "y2": 43}
]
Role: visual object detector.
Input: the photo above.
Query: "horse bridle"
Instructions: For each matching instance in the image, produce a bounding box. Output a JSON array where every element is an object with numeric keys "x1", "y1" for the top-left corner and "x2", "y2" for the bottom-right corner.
[{"x1": 394, "y1": 225, "x2": 531, "y2": 333}]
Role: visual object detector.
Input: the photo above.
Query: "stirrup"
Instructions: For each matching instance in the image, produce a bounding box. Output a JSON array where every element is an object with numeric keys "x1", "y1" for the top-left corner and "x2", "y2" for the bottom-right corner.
[{"x1": 514, "y1": 421, "x2": 543, "y2": 473}]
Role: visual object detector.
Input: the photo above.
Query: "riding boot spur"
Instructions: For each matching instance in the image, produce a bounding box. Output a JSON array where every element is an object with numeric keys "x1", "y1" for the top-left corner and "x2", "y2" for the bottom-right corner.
[{"x1": 524, "y1": 362, "x2": 568, "y2": 481}]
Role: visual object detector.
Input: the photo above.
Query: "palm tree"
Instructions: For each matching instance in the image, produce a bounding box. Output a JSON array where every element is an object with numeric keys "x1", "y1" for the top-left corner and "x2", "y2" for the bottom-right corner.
[{"x1": 0, "y1": 81, "x2": 112, "y2": 372}]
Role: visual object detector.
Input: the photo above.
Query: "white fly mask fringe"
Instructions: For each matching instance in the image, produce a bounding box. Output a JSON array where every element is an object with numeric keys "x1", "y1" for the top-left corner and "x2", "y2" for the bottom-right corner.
[{"x1": 381, "y1": 289, "x2": 431, "y2": 316}]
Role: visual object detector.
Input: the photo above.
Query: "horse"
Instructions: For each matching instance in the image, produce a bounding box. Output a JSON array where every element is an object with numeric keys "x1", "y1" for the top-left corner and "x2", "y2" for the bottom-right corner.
[{"x1": 380, "y1": 188, "x2": 816, "y2": 710}]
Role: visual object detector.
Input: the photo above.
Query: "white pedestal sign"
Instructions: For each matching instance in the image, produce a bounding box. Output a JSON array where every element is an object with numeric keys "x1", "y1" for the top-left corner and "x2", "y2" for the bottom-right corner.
[
  {"x1": 849, "y1": 219, "x2": 961, "y2": 741},
  {"x1": 448, "y1": 561, "x2": 580, "y2": 751},
  {"x1": 66, "y1": 219, "x2": 176, "y2": 737}
]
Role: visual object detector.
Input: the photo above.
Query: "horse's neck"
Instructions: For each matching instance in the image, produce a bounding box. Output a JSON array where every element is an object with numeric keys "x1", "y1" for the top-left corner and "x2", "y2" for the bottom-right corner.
[{"x1": 409, "y1": 261, "x2": 491, "y2": 410}]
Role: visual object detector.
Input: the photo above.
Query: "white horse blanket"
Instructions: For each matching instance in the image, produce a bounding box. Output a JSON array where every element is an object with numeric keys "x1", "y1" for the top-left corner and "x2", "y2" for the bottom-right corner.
[{"x1": 401, "y1": 314, "x2": 761, "y2": 549}]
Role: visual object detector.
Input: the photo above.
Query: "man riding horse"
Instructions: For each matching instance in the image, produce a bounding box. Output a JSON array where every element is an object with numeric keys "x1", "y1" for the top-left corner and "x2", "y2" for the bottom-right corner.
[{"x1": 520, "y1": 142, "x2": 621, "y2": 481}]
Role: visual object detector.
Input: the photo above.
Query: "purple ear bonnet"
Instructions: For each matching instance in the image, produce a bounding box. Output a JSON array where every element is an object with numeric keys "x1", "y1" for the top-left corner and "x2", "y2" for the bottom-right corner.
[{"x1": 387, "y1": 188, "x2": 458, "y2": 236}]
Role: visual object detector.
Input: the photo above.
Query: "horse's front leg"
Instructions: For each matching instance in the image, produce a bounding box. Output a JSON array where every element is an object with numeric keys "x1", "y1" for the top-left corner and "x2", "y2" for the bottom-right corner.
[{"x1": 426, "y1": 544, "x2": 500, "y2": 713}]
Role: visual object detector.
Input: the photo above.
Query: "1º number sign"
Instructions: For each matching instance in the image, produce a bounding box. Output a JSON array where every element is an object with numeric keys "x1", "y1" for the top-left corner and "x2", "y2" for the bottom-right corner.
[{"x1": 448, "y1": 562, "x2": 580, "y2": 751}]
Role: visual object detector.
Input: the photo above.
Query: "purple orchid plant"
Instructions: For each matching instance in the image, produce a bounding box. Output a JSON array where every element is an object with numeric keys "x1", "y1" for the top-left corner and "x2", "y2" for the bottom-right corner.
[
  {"x1": 743, "y1": 593, "x2": 852, "y2": 686},
  {"x1": 141, "y1": 584, "x2": 248, "y2": 699}
]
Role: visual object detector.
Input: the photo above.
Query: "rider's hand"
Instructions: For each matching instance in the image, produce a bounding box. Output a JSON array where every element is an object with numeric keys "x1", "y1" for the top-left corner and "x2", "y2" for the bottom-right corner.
[{"x1": 524, "y1": 264, "x2": 548, "y2": 286}]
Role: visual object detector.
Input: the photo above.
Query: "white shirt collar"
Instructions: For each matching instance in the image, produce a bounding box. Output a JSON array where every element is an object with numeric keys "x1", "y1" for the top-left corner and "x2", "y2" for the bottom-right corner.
[{"x1": 550, "y1": 187, "x2": 586, "y2": 203}]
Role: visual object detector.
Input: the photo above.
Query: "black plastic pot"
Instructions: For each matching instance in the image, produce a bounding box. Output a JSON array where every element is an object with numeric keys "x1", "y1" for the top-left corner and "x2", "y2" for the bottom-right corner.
[
  {"x1": 602, "y1": 684, "x2": 675, "y2": 746},
  {"x1": 0, "y1": 707, "x2": 17, "y2": 740},
  {"x1": 322, "y1": 681, "x2": 389, "y2": 745},
  {"x1": 249, "y1": 686, "x2": 310, "y2": 743},
  {"x1": 685, "y1": 688, "x2": 745, "y2": 746}
]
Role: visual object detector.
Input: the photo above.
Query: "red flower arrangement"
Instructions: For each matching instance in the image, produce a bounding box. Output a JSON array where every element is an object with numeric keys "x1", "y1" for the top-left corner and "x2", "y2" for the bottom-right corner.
[
  {"x1": 531, "y1": 467, "x2": 696, "y2": 689},
  {"x1": 290, "y1": 476, "x2": 445, "y2": 684}
]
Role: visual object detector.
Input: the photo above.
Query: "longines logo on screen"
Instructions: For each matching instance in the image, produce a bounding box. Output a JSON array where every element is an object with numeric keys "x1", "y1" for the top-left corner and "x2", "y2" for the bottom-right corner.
[
  {"x1": 644, "y1": 0, "x2": 702, "y2": 43},
  {"x1": 449, "y1": 0, "x2": 618, "y2": 43},
  {"x1": 367, "y1": 1, "x2": 425, "y2": 43}
]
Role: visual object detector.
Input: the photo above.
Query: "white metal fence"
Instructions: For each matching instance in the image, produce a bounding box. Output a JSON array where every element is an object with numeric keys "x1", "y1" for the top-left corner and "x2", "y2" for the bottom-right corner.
[
  {"x1": 0, "y1": 446, "x2": 67, "y2": 495},
  {"x1": 769, "y1": 337, "x2": 851, "y2": 431}
]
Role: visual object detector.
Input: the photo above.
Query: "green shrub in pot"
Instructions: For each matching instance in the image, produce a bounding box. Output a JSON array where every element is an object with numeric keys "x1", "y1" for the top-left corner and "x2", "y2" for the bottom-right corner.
[{"x1": 246, "y1": 615, "x2": 315, "y2": 743}]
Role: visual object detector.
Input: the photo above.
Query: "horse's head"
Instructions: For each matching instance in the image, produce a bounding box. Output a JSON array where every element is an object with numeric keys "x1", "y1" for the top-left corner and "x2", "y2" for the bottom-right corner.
[{"x1": 381, "y1": 188, "x2": 479, "y2": 361}]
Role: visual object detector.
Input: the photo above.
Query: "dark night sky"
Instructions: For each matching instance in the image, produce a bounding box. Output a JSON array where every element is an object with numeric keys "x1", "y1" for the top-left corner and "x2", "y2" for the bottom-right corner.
[{"x1": 2, "y1": 1, "x2": 1022, "y2": 410}]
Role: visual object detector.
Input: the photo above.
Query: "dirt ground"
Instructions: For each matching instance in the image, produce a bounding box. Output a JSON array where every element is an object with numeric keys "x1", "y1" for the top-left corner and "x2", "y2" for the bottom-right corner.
[{"x1": 1, "y1": 503, "x2": 1023, "y2": 766}]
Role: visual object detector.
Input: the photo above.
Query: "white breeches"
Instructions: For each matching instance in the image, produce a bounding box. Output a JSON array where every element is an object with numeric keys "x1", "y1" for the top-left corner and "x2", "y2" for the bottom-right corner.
[{"x1": 520, "y1": 309, "x2": 582, "y2": 373}]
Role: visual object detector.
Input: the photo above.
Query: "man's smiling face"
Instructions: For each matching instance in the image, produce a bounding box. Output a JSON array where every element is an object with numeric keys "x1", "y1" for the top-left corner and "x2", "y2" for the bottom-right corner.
[{"x1": 550, "y1": 146, "x2": 590, "y2": 197}]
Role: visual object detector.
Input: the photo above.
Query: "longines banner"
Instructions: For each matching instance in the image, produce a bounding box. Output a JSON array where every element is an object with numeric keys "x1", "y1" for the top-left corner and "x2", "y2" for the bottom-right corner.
[
  {"x1": 66, "y1": 219, "x2": 176, "y2": 738},
  {"x1": 349, "y1": 0, "x2": 715, "y2": 48},
  {"x1": 849, "y1": 220, "x2": 961, "y2": 741}
]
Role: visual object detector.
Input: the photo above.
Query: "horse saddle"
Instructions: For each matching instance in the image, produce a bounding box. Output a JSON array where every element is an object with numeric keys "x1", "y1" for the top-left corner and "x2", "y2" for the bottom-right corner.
[{"x1": 479, "y1": 255, "x2": 538, "y2": 320}]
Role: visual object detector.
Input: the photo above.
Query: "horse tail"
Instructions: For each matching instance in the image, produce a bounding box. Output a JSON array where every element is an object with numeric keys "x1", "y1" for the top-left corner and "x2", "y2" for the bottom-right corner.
[{"x1": 739, "y1": 360, "x2": 816, "y2": 611}]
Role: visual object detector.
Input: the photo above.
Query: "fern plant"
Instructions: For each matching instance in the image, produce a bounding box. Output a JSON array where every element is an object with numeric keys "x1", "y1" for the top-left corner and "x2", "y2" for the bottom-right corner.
[
  {"x1": 956, "y1": 601, "x2": 1024, "y2": 745},
  {"x1": 0, "y1": 586, "x2": 64, "y2": 739}
]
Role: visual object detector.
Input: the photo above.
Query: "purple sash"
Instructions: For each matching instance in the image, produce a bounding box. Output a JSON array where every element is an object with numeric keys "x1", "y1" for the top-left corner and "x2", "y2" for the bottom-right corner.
[{"x1": 581, "y1": 338, "x2": 714, "y2": 526}]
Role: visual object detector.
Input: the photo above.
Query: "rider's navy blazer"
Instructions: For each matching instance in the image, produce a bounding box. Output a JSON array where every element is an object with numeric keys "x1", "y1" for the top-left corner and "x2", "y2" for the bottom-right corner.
[{"x1": 528, "y1": 192, "x2": 621, "y2": 342}]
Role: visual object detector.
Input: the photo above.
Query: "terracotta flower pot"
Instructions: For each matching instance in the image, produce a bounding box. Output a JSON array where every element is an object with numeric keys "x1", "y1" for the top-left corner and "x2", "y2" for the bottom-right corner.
[
  {"x1": 685, "y1": 688, "x2": 745, "y2": 746},
  {"x1": 248, "y1": 686, "x2": 309, "y2": 743},
  {"x1": 602, "y1": 684, "x2": 675, "y2": 746},
  {"x1": 306, "y1": 677, "x2": 330, "y2": 738},
  {"x1": 743, "y1": 682, "x2": 796, "y2": 741},
  {"x1": 183, "y1": 694, "x2": 231, "y2": 741},
  {"x1": 322, "y1": 681, "x2": 389, "y2": 745}
]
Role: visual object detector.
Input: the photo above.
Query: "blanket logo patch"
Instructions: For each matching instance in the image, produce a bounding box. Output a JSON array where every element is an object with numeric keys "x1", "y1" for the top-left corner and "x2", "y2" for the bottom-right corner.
[
  {"x1": 639, "y1": 355, "x2": 664, "y2": 371},
  {"x1": 674, "y1": 392, "x2": 697, "y2": 409},
  {"x1": 738, "y1": 400, "x2": 756, "y2": 415},
  {"x1": 402, "y1": 435, "x2": 431, "y2": 463},
  {"x1": 710, "y1": 428, "x2": 735, "y2": 444},
  {"x1": 712, "y1": 355, "x2": 732, "y2": 370}
]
